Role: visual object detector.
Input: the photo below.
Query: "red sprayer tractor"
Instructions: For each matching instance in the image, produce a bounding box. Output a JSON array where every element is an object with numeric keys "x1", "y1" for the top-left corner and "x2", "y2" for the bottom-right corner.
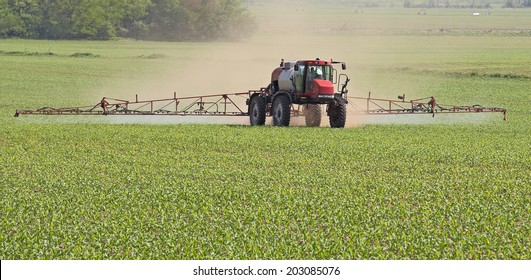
[
  {"x1": 14, "y1": 58, "x2": 506, "y2": 125},
  {"x1": 249, "y1": 58, "x2": 350, "y2": 127}
]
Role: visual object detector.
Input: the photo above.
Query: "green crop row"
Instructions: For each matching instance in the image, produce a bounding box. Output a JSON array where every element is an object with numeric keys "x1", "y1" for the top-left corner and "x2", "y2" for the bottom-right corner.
[{"x1": 1, "y1": 123, "x2": 529, "y2": 259}]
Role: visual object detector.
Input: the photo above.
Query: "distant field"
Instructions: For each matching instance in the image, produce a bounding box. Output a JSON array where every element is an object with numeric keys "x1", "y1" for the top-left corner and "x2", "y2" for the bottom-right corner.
[
  {"x1": 252, "y1": 5, "x2": 531, "y2": 35},
  {"x1": 1, "y1": 5, "x2": 530, "y2": 259}
]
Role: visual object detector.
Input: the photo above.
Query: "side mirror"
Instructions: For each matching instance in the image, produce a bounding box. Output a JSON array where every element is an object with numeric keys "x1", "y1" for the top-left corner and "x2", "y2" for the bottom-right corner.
[
  {"x1": 294, "y1": 64, "x2": 299, "y2": 71},
  {"x1": 341, "y1": 63, "x2": 347, "y2": 70}
]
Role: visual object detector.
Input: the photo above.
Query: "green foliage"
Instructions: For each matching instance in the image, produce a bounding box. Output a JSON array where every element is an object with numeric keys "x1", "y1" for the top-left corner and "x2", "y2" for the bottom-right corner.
[
  {"x1": 1, "y1": 124, "x2": 529, "y2": 259},
  {"x1": 0, "y1": 11, "x2": 26, "y2": 37},
  {"x1": 33, "y1": 0, "x2": 152, "y2": 39},
  {"x1": 188, "y1": 0, "x2": 256, "y2": 41},
  {"x1": 0, "y1": 0, "x2": 256, "y2": 41},
  {"x1": 0, "y1": 0, "x2": 39, "y2": 37},
  {"x1": 140, "y1": 0, "x2": 191, "y2": 41},
  {"x1": 132, "y1": 0, "x2": 257, "y2": 41}
]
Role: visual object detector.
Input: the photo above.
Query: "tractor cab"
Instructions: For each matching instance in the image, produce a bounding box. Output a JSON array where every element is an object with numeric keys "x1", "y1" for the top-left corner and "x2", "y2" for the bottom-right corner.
[
  {"x1": 293, "y1": 59, "x2": 340, "y2": 100},
  {"x1": 294, "y1": 63, "x2": 331, "y2": 92}
]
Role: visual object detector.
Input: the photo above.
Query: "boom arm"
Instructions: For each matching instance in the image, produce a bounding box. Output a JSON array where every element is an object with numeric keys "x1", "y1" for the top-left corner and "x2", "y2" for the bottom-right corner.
[
  {"x1": 14, "y1": 91, "x2": 506, "y2": 121},
  {"x1": 14, "y1": 89, "x2": 266, "y2": 117},
  {"x1": 347, "y1": 93, "x2": 507, "y2": 120}
]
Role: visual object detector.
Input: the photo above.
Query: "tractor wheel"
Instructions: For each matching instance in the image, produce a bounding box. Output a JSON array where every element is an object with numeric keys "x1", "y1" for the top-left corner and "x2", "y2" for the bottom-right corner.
[
  {"x1": 249, "y1": 96, "x2": 266, "y2": 126},
  {"x1": 303, "y1": 104, "x2": 322, "y2": 127},
  {"x1": 328, "y1": 102, "x2": 347, "y2": 128},
  {"x1": 272, "y1": 94, "x2": 291, "y2": 127}
]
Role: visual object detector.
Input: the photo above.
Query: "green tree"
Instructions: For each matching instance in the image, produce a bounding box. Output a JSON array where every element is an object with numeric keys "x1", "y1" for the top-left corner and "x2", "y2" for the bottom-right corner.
[
  {"x1": 0, "y1": 0, "x2": 256, "y2": 41},
  {"x1": 180, "y1": 0, "x2": 256, "y2": 41},
  {"x1": 142, "y1": 0, "x2": 192, "y2": 40},
  {"x1": 114, "y1": 0, "x2": 151, "y2": 38},
  {"x1": 34, "y1": 0, "x2": 111, "y2": 39},
  {"x1": 0, "y1": 0, "x2": 39, "y2": 37},
  {"x1": 35, "y1": 0, "x2": 149, "y2": 39},
  {"x1": 217, "y1": 0, "x2": 256, "y2": 40},
  {"x1": 141, "y1": 0, "x2": 256, "y2": 41},
  {"x1": 0, "y1": 4, "x2": 24, "y2": 37}
]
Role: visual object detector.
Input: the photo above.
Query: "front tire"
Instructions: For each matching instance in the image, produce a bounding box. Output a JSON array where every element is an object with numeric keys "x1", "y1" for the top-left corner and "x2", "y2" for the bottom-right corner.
[
  {"x1": 272, "y1": 94, "x2": 291, "y2": 126},
  {"x1": 303, "y1": 104, "x2": 322, "y2": 127},
  {"x1": 249, "y1": 96, "x2": 266, "y2": 126},
  {"x1": 328, "y1": 102, "x2": 346, "y2": 128}
]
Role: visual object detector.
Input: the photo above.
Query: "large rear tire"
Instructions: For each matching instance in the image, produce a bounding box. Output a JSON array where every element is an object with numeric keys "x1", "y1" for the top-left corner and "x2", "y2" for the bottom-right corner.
[
  {"x1": 328, "y1": 103, "x2": 346, "y2": 128},
  {"x1": 249, "y1": 96, "x2": 266, "y2": 126},
  {"x1": 272, "y1": 94, "x2": 291, "y2": 127},
  {"x1": 303, "y1": 104, "x2": 322, "y2": 127}
]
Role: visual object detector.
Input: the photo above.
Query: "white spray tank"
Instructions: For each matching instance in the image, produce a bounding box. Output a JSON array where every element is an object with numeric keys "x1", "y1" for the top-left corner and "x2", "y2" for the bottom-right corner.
[{"x1": 276, "y1": 61, "x2": 297, "y2": 92}]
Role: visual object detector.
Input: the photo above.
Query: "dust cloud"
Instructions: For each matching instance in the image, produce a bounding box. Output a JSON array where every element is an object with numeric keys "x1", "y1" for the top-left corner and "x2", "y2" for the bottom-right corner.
[{"x1": 85, "y1": 3, "x2": 467, "y2": 127}]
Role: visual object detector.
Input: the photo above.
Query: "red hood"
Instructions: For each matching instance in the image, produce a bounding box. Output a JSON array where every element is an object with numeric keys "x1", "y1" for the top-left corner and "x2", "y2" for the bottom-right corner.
[{"x1": 312, "y1": 79, "x2": 335, "y2": 95}]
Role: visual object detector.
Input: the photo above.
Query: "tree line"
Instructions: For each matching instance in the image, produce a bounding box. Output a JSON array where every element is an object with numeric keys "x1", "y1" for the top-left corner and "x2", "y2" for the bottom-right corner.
[
  {"x1": 403, "y1": 0, "x2": 531, "y2": 8},
  {"x1": 0, "y1": 0, "x2": 256, "y2": 41},
  {"x1": 504, "y1": 0, "x2": 531, "y2": 7}
]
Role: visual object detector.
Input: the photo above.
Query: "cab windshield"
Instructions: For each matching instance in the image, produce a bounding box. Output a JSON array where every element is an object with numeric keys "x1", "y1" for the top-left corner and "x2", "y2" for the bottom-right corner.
[{"x1": 295, "y1": 65, "x2": 332, "y2": 93}]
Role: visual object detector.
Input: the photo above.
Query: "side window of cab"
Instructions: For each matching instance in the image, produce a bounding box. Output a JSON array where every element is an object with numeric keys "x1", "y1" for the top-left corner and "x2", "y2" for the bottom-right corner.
[{"x1": 295, "y1": 65, "x2": 305, "y2": 92}]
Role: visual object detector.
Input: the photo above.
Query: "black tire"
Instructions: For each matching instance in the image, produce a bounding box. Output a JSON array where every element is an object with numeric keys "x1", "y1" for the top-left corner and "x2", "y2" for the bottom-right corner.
[
  {"x1": 328, "y1": 103, "x2": 347, "y2": 128},
  {"x1": 272, "y1": 94, "x2": 291, "y2": 127},
  {"x1": 249, "y1": 96, "x2": 266, "y2": 126},
  {"x1": 303, "y1": 104, "x2": 322, "y2": 127}
]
